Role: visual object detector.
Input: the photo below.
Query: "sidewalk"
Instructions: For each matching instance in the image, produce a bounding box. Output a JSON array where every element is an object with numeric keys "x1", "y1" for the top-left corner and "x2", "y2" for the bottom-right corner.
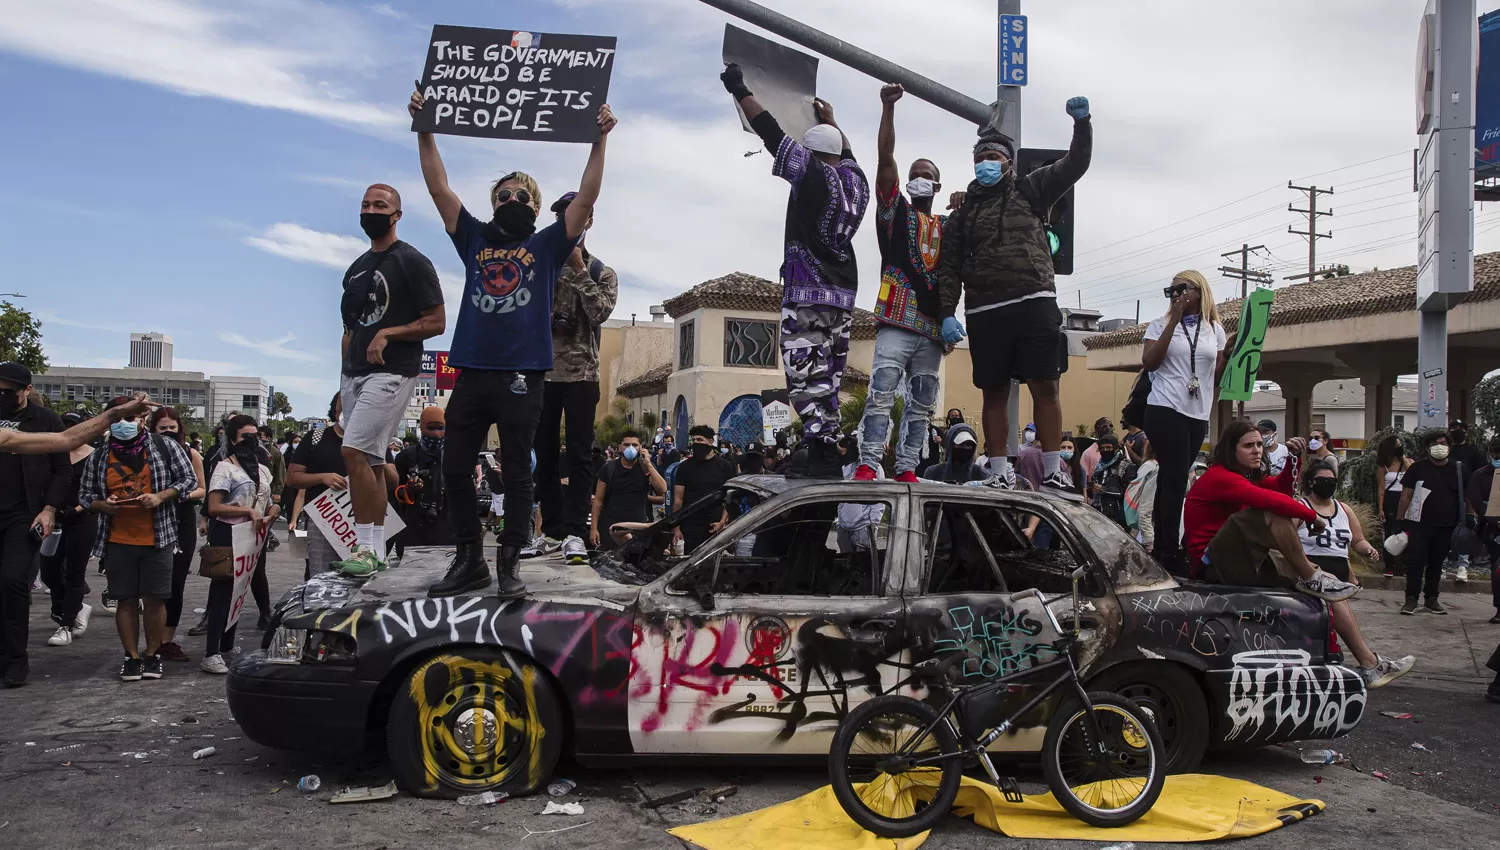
[{"x1": 1349, "y1": 588, "x2": 1496, "y2": 691}]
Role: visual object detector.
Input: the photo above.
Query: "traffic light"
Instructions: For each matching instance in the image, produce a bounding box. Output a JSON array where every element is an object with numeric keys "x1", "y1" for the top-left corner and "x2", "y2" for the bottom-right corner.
[{"x1": 1016, "y1": 147, "x2": 1076, "y2": 276}]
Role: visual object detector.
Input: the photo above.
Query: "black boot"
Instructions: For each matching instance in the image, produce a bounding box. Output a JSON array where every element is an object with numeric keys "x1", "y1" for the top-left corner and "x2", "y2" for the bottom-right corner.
[
  {"x1": 494, "y1": 544, "x2": 527, "y2": 600},
  {"x1": 427, "y1": 543, "x2": 493, "y2": 598}
]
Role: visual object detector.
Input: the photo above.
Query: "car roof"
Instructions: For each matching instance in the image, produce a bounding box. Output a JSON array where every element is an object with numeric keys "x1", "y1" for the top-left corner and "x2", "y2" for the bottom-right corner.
[{"x1": 728, "y1": 474, "x2": 1084, "y2": 506}]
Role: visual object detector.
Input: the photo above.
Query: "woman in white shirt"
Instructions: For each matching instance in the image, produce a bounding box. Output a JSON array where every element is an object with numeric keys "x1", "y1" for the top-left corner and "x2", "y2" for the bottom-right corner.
[
  {"x1": 1139, "y1": 270, "x2": 1227, "y2": 569},
  {"x1": 199, "y1": 415, "x2": 275, "y2": 675},
  {"x1": 1373, "y1": 435, "x2": 1410, "y2": 577}
]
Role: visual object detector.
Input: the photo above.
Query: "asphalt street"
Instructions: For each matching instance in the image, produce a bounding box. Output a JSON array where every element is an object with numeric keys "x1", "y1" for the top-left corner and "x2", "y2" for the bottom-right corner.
[{"x1": 2, "y1": 530, "x2": 1499, "y2": 849}]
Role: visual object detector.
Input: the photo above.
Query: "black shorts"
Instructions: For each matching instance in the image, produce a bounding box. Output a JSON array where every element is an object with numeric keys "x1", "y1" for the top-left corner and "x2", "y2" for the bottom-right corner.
[{"x1": 967, "y1": 297, "x2": 1067, "y2": 388}]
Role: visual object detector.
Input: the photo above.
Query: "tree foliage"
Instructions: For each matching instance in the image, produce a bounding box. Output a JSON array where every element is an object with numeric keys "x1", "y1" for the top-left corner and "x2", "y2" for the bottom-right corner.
[
  {"x1": 595, "y1": 397, "x2": 634, "y2": 449},
  {"x1": 640, "y1": 409, "x2": 659, "y2": 435},
  {"x1": 0, "y1": 300, "x2": 47, "y2": 374},
  {"x1": 1473, "y1": 373, "x2": 1500, "y2": 438},
  {"x1": 270, "y1": 391, "x2": 293, "y2": 417}
]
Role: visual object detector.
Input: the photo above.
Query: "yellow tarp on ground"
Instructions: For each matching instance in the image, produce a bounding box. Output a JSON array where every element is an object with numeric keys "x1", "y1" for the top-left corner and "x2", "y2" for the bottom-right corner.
[{"x1": 668, "y1": 774, "x2": 1325, "y2": 849}]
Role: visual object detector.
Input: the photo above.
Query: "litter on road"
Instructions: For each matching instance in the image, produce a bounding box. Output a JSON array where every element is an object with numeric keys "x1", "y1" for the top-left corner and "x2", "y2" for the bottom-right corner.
[
  {"x1": 1411, "y1": 743, "x2": 1430, "y2": 751},
  {"x1": 522, "y1": 822, "x2": 593, "y2": 841},
  {"x1": 191, "y1": 747, "x2": 216, "y2": 760},
  {"x1": 642, "y1": 788, "x2": 701, "y2": 809},
  {"x1": 541, "y1": 801, "x2": 585, "y2": 816},
  {"x1": 1379, "y1": 711, "x2": 1414, "y2": 719},
  {"x1": 329, "y1": 781, "x2": 399, "y2": 804}
]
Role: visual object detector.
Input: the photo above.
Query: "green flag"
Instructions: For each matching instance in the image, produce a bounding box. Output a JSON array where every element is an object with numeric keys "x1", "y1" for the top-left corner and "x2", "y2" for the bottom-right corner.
[{"x1": 1218, "y1": 288, "x2": 1275, "y2": 402}]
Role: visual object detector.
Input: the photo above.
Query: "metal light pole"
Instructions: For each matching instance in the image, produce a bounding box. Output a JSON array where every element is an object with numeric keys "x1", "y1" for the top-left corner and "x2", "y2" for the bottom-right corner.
[{"x1": 997, "y1": 1, "x2": 1023, "y2": 459}]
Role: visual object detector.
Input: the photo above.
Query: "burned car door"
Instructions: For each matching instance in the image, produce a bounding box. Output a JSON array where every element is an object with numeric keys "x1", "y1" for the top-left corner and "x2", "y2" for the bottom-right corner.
[
  {"x1": 903, "y1": 494, "x2": 1119, "y2": 750},
  {"x1": 628, "y1": 485, "x2": 911, "y2": 755}
]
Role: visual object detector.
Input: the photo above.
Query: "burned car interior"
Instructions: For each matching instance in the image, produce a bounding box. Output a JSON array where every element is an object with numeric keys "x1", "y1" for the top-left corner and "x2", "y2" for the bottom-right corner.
[{"x1": 923, "y1": 500, "x2": 1087, "y2": 597}]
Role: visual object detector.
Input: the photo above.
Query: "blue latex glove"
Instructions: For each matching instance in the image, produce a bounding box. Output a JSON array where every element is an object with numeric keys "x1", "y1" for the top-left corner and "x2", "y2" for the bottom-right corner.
[
  {"x1": 941, "y1": 316, "x2": 967, "y2": 345},
  {"x1": 1066, "y1": 96, "x2": 1090, "y2": 120}
]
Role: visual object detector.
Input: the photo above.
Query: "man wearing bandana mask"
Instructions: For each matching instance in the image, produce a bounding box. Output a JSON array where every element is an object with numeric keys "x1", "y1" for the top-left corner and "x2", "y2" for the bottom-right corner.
[
  {"x1": 0, "y1": 362, "x2": 70, "y2": 686},
  {"x1": 79, "y1": 396, "x2": 196, "y2": 683},
  {"x1": 672, "y1": 425, "x2": 736, "y2": 555},
  {"x1": 852, "y1": 83, "x2": 949, "y2": 485},
  {"x1": 921, "y1": 424, "x2": 989, "y2": 485},
  {"x1": 409, "y1": 86, "x2": 618, "y2": 599},
  {"x1": 392, "y1": 406, "x2": 453, "y2": 555},
  {"x1": 938, "y1": 96, "x2": 1092, "y2": 491}
]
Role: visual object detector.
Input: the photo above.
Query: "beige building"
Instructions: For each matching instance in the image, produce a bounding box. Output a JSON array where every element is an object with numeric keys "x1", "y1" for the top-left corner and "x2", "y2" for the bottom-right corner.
[{"x1": 604, "y1": 272, "x2": 1137, "y2": 448}]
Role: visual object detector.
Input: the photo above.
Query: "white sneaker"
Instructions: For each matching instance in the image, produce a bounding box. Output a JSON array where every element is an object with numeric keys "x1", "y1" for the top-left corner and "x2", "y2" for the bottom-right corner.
[
  {"x1": 1296, "y1": 569, "x2": 1361, "y2": 603},
  {"x1": 1456, "y1": 564, "x2": 1469, "y2": 583},
  {"x1": 520, "y1": 536, "x2": 563, "y2": 559},
  {"x1": 1360, "y1": 654, "x2": 1415, "y2": 688},
  {"x1": 47, "y1": 626, "x2": 72, "y2": 647},
  {"x1": 561, "y1": 535, "x2": 588, "y2": 565},
  {"x1": 200, "y1": 654, "x2": 229, "y2": 675},
  {"x1": 981, "y1": 468, "x2": 1017, "y2": 489},
  {"x1": 71, "y1": 603, "x2": 92, "y2": 637}
]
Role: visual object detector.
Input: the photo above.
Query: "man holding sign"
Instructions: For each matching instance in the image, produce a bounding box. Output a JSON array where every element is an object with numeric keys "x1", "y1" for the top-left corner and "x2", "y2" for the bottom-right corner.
[{"x1": 409, "y1": 29, "x2": 617, "y2": 599}]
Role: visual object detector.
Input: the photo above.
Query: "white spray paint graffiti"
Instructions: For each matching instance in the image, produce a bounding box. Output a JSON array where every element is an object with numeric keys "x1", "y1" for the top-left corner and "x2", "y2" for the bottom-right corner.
[{"x1": 1223, "y1": 650, "x2": 1366, "y2": 742}]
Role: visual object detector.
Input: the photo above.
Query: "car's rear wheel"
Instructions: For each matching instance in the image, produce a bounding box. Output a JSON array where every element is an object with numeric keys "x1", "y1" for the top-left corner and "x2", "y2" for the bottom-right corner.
[
  {"x1": 386, "y1": 648, "x2": 564, "y2": 799},
  {"x1": 1090, "y1": 662, "x2": 1208, "y2": 773}
]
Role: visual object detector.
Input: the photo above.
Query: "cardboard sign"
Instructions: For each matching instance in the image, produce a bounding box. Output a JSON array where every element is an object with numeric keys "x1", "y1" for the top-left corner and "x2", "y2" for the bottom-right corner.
[
  {"x1": 226, "y1": 520, "x2": 271, "y2": 630},
  {"x1": 723, "y1": 23, "x2": 819, "y2": 144},
  {"x1": 307, "y1": 487, "x2": 406, "y2": 561},
  {"x1": 412, "y1": 25, "x2": 617, "y2": 143},
  {"x1": 1218, "y1": 288, "x2": 1276, "y2": 402}
]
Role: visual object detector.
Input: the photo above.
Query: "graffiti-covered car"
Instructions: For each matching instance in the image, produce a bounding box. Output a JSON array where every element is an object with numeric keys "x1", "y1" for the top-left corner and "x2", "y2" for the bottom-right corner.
[{"x1": 226, "y1": 477, "x2": 1365, "y2": 797}]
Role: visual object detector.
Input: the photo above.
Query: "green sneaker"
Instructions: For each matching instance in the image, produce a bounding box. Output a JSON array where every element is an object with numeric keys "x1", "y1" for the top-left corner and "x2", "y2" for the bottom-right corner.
[{"x1": 333, "y1": 548, "x2": 383, "y2": 577}]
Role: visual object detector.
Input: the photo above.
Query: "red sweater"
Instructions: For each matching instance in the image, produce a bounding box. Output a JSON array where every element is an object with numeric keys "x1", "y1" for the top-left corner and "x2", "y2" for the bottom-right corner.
[{"x1": 1183, "y1": 463, "x2": 1316, "y2": 571}]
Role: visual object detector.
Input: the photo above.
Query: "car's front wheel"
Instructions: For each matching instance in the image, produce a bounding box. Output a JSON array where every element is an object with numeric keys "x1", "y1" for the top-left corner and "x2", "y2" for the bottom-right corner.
[
  {"x1": 387, "y1": 648, "x2": 564, "y2": 799},
  {"x1": 1089, "y1": 662, "x2": 1208, "y2": 773}
]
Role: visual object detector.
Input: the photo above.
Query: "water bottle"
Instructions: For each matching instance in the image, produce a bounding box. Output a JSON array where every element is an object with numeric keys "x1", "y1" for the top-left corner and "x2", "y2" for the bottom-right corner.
[
  {"x1": 1300, "y1": 749, "x2": 1342, "y2": 764},
  {"x1": 297, "y1": 775, "x2": 321, "y2": 792},
  {"x1": 191, "y1": 747, "x2": 217, "y2": 759},
  {"x1": 456, "y1": 790, "x2": 507, "y2": 806},
  {"x1": 39, "y1": 529, "x2": 61, "y2": 557},
  {"x1": 547, "y1": 778, "x2": 577, "y2": 797}
]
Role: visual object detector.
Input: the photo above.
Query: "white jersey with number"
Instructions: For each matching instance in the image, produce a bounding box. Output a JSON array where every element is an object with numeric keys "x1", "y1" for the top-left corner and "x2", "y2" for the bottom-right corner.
[{"x1": 1297, "y1": 498, "x2": 1352, "y2": 559}]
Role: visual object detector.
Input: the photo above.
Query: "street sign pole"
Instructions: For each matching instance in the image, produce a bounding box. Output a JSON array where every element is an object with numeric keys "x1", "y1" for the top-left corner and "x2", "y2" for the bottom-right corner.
[
  {"x1": 999, "y1": 1, "x2": 1025, "y2": 459},
  {"x1": 1415, "y1": 0, "x2": 1477, "y2": 429}
]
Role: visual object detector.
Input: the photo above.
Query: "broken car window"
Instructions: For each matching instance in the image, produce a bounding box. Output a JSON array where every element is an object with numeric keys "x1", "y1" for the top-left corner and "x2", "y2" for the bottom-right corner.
[
  {"x1": 922, "y1": 501, "x2": 1082, "y2": 596},
  {"x1": 713, "y1": 498, "x2": 893, "y2": 597}
]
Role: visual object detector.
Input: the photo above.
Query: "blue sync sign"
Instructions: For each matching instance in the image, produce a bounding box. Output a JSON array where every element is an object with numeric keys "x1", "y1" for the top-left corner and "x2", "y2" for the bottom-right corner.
[
  {"x1": 1000, "y1": 14, "x2": 1028, "y2": 86},
  {"x1": 1479, "y1": 10, "x2": 1500, "y2": 174}
]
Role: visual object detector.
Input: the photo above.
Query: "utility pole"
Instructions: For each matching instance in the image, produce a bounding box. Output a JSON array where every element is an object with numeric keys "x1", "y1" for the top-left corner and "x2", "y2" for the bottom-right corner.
[
  {"x1": 1287, "y1": 183, "x2": 1334, "y2": 279},
  {"x1": 1218, "y1": 243, "x2": 1273, "y2": 422}
]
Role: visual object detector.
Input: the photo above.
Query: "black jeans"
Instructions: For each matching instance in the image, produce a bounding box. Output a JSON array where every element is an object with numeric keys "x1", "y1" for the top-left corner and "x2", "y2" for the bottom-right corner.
[
  {"x1": 1143, "y1": 404, "x2": 1208, "y2": 563},
  {"x1": 202, "y1": 577, "x2": 237, "y2": 657},
  {"x1": 535, "y1": 380, "x2": 599, "y2": 542},
  {"x1": 1404, "y1": 523, "x2": 1454, "y2": 602},
  {"x1": 250, "y1": 546, "x2": 269, "y2": 617},
  {"x1": 444, "y1": 369, "x2": 546, "y2": 548},
  {"x1": 0, "y1": 517, "x2": 40, "y2": 664},
  {"x1": 681, "y1": 522, "x2": 713, "y2": 556},
  {"x1": 40, "y1": 515, "x2": 96, "y2": 628},
  {"x1": 166, "y1": 506, "x2": 197, "y2": 628}
]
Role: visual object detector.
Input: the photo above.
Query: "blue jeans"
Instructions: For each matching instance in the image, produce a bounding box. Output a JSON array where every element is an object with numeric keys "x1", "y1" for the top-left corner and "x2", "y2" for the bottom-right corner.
[{"x1": 858, "y1": 327, "x2": 944, "y2": 474}]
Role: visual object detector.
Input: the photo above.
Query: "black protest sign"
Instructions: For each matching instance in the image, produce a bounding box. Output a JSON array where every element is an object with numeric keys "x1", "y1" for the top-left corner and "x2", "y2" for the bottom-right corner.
[{"x1": 412, "y1": 25, "x2": 616, "y2": 143}]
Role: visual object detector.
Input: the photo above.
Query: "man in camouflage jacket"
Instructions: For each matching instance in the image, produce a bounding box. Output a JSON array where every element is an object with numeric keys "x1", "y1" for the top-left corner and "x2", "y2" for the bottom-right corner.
[
  {"x1": 527, "y1": 192, "x2": 618, "y2": 564},
  {"x1": 937, "y1": 95, "x2": 1092, "y2": 491}
]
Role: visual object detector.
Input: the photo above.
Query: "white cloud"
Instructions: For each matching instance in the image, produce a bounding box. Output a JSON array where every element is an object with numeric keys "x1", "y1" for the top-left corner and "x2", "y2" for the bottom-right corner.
[
  {"x1": 369, "y1": 3, "x2": 406, "y2": 20},
  {"x1": 245, "y1": 223, "x2": 366, "y2": 269},
  {"x1": 0, "y1": 0, "x2": 400, "y2": 130},
  {"x1": 220, "y1": 331, "x2": 323, "y2": 363},
  {"x1": 174, "y1": 357, "x2": 248, "y2": 375},
  {"x1": 35, "y1": 311, "x2": 134, "y2": 334}
]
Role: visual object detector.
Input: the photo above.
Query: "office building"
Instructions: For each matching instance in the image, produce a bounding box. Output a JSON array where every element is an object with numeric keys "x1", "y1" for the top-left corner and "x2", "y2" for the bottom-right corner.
[{"x1": 129, "y1": 332, "x2": 173, "y2": 370}]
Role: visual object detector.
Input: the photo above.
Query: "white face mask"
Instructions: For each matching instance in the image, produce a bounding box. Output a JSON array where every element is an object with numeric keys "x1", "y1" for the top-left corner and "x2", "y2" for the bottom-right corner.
[
  {"x1": 1430, "y1": 444, "x2": 1450, "y2": 461},
  {"x1": 1263, "y1": 433, "x2": 1277, "y2": 448},
  {"x1": 1308, "y1": 439, "x2": 1324, "y2": 452},
  {"x1": 1022, "y1": 429, "x2": 1036, "y2": 444},
  {"x1": 906, "y1": 177, "x2": 935, "y2": 199}
]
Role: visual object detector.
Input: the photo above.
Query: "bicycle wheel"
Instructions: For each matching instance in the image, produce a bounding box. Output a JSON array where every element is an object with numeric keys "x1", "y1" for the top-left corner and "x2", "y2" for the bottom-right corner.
[
  {"x1": 828, "y1": 695, "x2": 964, "y2": 838},
  {"x1": 1041, "y1": 690, "x2": 1165, "y2": 828}
]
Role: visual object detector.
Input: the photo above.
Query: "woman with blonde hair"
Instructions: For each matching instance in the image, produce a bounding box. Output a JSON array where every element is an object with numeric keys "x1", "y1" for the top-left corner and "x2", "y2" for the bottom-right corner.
[{"x1": 1139, "y1": 270, "x2": 1228, "y2": 572}]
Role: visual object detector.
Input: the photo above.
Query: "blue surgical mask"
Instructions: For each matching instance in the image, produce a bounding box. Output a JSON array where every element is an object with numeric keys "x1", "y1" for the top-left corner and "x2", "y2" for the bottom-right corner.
[
  {"x1": 1060, "y1": 450, "x2": 1074, "y2": 461},
  {"x1": 975, "y1": 160, "x2": 1005, "y2": 186},
  {"x1": 1491, "y1": 459, "x2": 1500, "y2": 469},
  {"x1": 110, "y1": 421, "x2": 139, "y2": 441},
  {"x1": 623, "y1": 446, "x2": 639, "y2": 461}
]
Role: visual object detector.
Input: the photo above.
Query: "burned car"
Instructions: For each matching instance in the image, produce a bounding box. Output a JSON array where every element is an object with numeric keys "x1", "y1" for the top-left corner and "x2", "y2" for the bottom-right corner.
[{"x1": 227, "y1": 477, "x2": 1365, "y2": 797}]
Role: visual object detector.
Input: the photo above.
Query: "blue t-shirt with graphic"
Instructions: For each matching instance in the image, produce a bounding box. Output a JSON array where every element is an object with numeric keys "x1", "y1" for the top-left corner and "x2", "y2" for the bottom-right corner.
[{"x1": 448, "y1": 206, "x2": 577, "y2": 372}]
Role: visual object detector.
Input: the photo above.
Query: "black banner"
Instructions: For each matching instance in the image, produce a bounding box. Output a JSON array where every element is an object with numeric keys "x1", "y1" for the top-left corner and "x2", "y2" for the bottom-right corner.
[{"x1": 411, "y1": 25, "x2": 617, "y2": 143}]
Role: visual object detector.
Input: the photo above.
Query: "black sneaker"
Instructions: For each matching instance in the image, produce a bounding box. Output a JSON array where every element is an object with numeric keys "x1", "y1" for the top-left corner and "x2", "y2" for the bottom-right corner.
[
  {"x1": 255, "y1": 612, "x2": 271, "y2": 631},
  {"x1": 120, "y1": 656, "x2": 144, "y2": 682},
  {"x1": 427, "y1": 543, "x2": 493, "y2": 598},
  {"x1": 187, "y1": 612, "x2": 209, "y2": 637},
  {"x1": 141, "y1": 654, "x2": 163, "y2": 679},
  {"x1": 1424, "y1": 599, "x2": 1449, "y2": 615},
  {"x1": 2, "y1": 656, "x2": 29, "y2": 688},
  {"x1": 1489, "y1": 609, "x2": 1500, "y2": 625},
  {"x1": 1399, "y1": 598, "x2": 1420, "y2": 615}
]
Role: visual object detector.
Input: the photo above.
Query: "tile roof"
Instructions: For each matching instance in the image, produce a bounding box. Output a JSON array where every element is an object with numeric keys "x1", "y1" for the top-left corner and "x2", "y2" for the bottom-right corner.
[
  {"x1": 617, "y1": 361, "x2": 672, "y2": 398},
  {"x1": 662, "y1": 272, "x2": 879, "y2": 340},
  {"x1": 1083, "y1": 251, "x2": 1500, "y2": 351}
]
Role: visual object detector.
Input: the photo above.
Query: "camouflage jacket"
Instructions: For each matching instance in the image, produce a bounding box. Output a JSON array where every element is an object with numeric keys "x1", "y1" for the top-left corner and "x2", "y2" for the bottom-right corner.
[
  {"x1": 938, "y1": 117, "x2": 1091, "y2": 315},
  {"x1": 547, "y1": 248, "x2": 617, "y2": 383}
]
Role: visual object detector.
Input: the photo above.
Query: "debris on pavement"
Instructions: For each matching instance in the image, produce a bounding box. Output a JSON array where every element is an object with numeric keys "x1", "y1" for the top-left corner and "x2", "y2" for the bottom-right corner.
[
  {"x1": 541, "y1": 801, "x2": 585, "y2": 816},
  {"x1": 456, "y1": 791, "x2": 507, "y2": 807},
  {"x1": 1313, "y1": 776, "x2": 1322, "y2": 783},
  {"x1": 698, "y1": 784, "x2": 738, "y2": 803},
  {"x1": 1100, "y1": 844, "x2": 1137, "y2": 850},
  {"x1": 1411, "y1": 742, "x2": 1429, "y2": 751},
  {"x1": 547, "y1": 778, "x2": 577, "y2": 796},
  {"x1": 1372, "y1": 771, "x2": 1390, "y2": 781},
  {"x1": 1299, "y1": 749, "x2": 1343, "y2": 764},
  {"x1": 191, "y1": 747, "x2": 217, "y2": 760},
  {"x1": 1379, "y1": 711, "x2": 1414, "y2": 720},
  {"x1": 642, "y1": 788, "x2": 702, "y2": 809},
  {"x1": 330, "y1": 781, "x2": 399, "y2": 804},
  {"x1": 298, "y1": 775, "x2": 321, "y2": 792},
  {"x1": 522, "y1": 822, "x2": 593, "y2": 840}
]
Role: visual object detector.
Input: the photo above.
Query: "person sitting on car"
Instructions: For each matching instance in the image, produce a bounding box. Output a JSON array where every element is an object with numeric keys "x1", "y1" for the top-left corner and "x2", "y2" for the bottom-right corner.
[
  {"x1": 1295, "y1": 460, "x2": 1414, "y2": 688},
  {"x1": 1186, "y1": 422, "x2": 1410, "y2": 689}
]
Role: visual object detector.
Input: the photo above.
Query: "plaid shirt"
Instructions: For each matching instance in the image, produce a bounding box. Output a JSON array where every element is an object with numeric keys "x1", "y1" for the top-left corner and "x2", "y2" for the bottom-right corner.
[{"x1": 78, "y1": 435, "x2": 198, "y2": 559}]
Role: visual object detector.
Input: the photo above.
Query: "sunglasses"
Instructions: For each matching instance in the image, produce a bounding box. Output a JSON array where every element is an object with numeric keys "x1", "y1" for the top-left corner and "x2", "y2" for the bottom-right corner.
[
  {"x1": 493, "y1": 188, "x2": 533, "y2": 206},
  {"x1": 1163, "y1": 283, "x2": 1192, "y2": 299}
]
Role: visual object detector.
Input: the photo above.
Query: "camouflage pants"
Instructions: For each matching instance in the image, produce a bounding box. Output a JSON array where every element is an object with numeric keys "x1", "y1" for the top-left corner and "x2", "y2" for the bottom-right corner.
[{"x1": 780, "y1": 305, "x2": 852, "y2": 442}]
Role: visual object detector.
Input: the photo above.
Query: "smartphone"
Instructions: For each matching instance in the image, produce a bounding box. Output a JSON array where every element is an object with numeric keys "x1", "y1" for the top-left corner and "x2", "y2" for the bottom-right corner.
[{"x1": 29, "y1": 522, "x2": 45, "y2": 543}]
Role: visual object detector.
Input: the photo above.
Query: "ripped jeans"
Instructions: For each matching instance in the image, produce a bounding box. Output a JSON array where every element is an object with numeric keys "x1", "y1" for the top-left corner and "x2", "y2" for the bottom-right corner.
[{"x1": 857, "y1": 326, "x2": 943, "y2": 474}]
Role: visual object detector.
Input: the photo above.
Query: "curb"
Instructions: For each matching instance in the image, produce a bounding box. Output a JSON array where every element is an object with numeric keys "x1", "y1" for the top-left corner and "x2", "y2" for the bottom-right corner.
[{"x1": 1358, "y1": 574, "x2": 1494, "y2": 594}]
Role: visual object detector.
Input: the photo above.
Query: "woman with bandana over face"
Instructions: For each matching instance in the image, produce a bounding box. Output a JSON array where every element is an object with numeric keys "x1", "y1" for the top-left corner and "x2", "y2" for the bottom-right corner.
[
  {"x1": 199, "y1": 415, "x2": 275, "y2": 675},
  {"x1": 1396, "y1": 431, "x2": 1471, "y2": 615}
]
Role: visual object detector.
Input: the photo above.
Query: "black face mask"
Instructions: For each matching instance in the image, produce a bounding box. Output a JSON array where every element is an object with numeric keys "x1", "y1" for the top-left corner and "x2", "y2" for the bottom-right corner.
[
  {"x1": 691, "y1": 444, "x2": 712, "y2": 460},
  {"x1": 1099, "y1": 451, "x2": 1117, "y2": 465},
  {"x1": 232, "y1": 435, "x2": 262, "y2": 483},
  {"x1": 1310, "y1": 478, "x2": 1338, "y2": 499},
  {"x1": 483, "y1": 202, "x2": 537, "y2": 242},
  {"x1": 947, "y1": 415, "x2": 963, "y2": 426},
  {"x1": 950, "y1": 445, "x2": 976, "y2": 469},
  {"x1": 1450, "y1": 430, "x2": 1467, "y2": 445},
  {"x1": 359, "y1": 212, "x2": 395, "y2": 240},
  {"x1": 0, "y1": 390, "x2": 20, "y2": 417}
]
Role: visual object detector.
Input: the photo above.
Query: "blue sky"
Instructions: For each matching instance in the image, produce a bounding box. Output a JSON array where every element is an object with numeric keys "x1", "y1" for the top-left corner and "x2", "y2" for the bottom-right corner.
[{"x1": 0, "y1": 0, "x2": 1484, "y2": 414}]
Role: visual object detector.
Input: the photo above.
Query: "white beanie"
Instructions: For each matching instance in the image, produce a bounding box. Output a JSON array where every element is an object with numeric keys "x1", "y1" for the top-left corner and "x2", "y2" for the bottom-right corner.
[{"x1": 802, "y1": 124, "x2": 843, "y2": 156}]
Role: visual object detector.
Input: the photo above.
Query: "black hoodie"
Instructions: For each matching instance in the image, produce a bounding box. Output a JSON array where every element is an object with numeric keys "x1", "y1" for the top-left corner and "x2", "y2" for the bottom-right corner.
[{"x1": 921, "y1": 424, "x2": 988, "y2": 484}]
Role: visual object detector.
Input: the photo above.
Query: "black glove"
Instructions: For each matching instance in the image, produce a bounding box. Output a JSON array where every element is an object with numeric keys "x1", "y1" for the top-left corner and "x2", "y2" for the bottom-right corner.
[{"x1": 721, "y1": 63, "x2": 753, "y2": 100}]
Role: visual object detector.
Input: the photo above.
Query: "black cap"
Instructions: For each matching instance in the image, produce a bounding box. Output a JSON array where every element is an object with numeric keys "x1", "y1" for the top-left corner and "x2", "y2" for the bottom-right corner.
[
  {"x1": 1255, "y1": 419, "x2": 1278, "y2": 432},
  {"x1": 0, "y1": 361, "x2": 31, "y2": 388},
  {"x1": 549, "y1": 191, "x2": 579, "y2": 214},
  {"x1": 61, "y1": 409, "x2": 85, "y2": 426},
  {"x1": 745, "y1": 441, "x2": 765, "y2": 455},
  {"x1": 1449, "y1": 419, "x2": 1467, "y2": 429}
]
